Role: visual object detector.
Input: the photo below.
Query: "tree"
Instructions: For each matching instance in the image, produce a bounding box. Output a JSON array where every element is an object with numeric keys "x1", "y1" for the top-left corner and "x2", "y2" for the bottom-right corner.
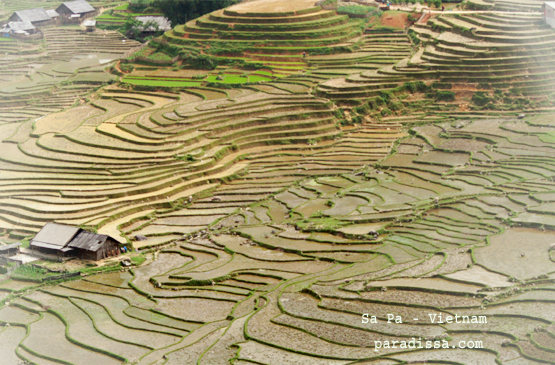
[
  {"x1": 151, "y1": 0, "x2": 240, "y2": 26},
  {"x1": 129, "y1": 0, "x2": 151, "y2": 12}
]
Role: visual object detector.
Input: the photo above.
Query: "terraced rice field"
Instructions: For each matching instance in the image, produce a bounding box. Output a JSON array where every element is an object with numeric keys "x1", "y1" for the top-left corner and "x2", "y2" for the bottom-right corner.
[
  {"x1": 0, "y1": 82, "x2": 400, "y2": 244},
  {"x1": 159, "y1": 2, "x2": 369, "y2": 74},
  {"x1": 0, "y1": 27, "x2": 140, "y2": 125},
  {"x1": 3, "y1": 114, "x2": 555, "y2": 364},
  {"x1": 2, "y1": 0, "x2": 555, "y2": 363},
  {"x1": 318, "y1": 11, "x2": 555, "y2": 113}
]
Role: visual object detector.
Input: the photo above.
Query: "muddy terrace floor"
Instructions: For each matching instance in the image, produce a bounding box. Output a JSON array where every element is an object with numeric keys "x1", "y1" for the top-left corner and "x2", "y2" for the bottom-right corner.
[{"x1": 2, "y1": 114, "x2": 555, "y2": 364}]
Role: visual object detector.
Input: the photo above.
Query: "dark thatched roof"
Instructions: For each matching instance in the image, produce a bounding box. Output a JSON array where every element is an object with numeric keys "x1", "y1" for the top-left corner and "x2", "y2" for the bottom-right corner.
[{"x1": 67, "y1": 230, "x2": 110, "y2": 252}]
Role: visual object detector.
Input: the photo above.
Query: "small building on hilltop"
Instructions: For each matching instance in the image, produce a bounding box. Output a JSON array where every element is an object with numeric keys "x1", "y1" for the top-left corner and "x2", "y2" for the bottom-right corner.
[
  {"x1": 544, "y1": 2, "x2": 555, "y2": 28},
  {"x1": 9, "y1": 8, "x2": 52, "y2": 25},
  {"x1": 56, "y1": 0, "x2": 96, "y2": 19},
  {"x1": 29, "y1": 223, "x2": 120, "y2": 261}
]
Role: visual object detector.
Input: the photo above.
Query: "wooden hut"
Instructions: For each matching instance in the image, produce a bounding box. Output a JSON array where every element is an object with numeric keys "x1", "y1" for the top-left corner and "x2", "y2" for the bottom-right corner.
[
  {"x1": 67, "y1": 230, "x2": 120, "y2": 261},
  {"x1": 0, "y1": 242, "x2": 22, "y2": 257},
  {"x1": 9, "y1": 8, "x2": 52, "y2": 25},
  {"x1": 1, "y1": 21, "x2": 38, "y2": 37},
  {"x1": 56, "y1": 0, "x2": 96, "y2": 19}
]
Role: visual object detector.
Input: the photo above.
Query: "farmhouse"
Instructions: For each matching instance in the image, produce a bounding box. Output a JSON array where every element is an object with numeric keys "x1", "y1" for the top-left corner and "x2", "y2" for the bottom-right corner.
[
  {"x1": 9, "y1": 8, "x2": 52, "y2": 25},
  {"x1": 135, "y1": 16, "x2": 172, "y2": 32},
  {"x1": 83, "y1": 19, "x2": 96, "y2": 32},
  {"x1": 0, "y1": 242, "x2": 22, "y2": 257},
  {"x1": 29, "y1": 222, "x2": 120, "y2": 261},
  {"x1": 545, "y1": 2, "x2": 555, "y2": 28},
  {"x1": 46, "y1": 9, "x2": 60, "y2": 20},
  {"x1": 66, "y1": 230, "x2": 121, "y2": 261},
  {"x1": 1, "y1": 21, "x2": 38, "y2": 37},
  {"x1": 56, "y1": 0, "x2": 96, "y2": 19}
]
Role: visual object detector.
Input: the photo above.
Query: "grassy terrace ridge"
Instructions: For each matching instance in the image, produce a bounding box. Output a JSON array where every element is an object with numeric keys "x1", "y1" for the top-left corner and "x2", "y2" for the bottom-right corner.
[
  {"x1": 147, "y1": 4, "x2": 366, "y2": 69},
  {"x1": 2, "y1": 0, "x2": 555, "y2": 363}
]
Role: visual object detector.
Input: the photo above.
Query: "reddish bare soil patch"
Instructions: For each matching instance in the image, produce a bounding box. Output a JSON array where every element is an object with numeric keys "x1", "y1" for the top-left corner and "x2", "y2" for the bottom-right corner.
[
  {"x1": 418, "y1": 12, "x2": 431, "y2": 24},
  {"x1": 380, "y1": 12, "x2": 409, "y2": 29},
  {"x1": 454, "y1": 90, "x2": 476, "y2": 99}
]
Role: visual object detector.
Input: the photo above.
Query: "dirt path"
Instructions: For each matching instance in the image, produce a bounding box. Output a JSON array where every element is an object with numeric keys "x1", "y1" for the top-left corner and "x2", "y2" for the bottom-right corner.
[
  {"x1": 229, "y1": 0, "x2": 319, "y2": 13},
  {"x1": 425, "y1": 9, "x2": 542, "y2": 14},
  {"x1": 389, "y1": 4, "x2": 541, "y2": 14}
]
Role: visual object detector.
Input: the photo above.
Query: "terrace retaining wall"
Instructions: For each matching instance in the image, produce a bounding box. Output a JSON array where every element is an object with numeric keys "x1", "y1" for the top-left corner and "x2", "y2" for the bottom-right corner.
[{"x1": 123, "y1": 55, "x2": 179, "y2": 65}]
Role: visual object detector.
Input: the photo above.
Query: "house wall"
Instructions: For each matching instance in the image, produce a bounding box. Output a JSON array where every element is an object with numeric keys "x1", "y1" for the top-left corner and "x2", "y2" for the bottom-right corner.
[
  {"x1": 0, "y1": 248, "x2": 19, "y2": 257},
  {"x1": 546, "y1": 5, "x2": 555, "y2": 28},
  {"x1": 59, "y1": 11, "x2": 98, "y2": 25},
  {"x1": 11, "y1": 32, "x2": 44, "y2": 40},
  {"x1": 56, "y1": 4, "x2": 97, "y2": 18},
  {"x1": 30, "y1": 244, "x2": 60, "y2": 256},
  {"x1": 8, "y1": 13, "x2": 22, "y2": 22},
  {"x1": 77, "y1": 238, "x2": 120, "y2": 261},
  {"x1": 56, "y1": 4, "x2": 74, "y2": 15}
]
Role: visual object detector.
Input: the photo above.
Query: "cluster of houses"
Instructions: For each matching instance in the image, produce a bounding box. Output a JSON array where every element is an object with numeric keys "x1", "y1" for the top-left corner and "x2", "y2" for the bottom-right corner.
[{"x1": 1, "y1": 0, "x2": 96, "y2": 38}]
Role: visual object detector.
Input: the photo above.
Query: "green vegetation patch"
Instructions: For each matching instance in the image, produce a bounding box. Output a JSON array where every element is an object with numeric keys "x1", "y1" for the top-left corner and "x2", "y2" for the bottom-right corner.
[
  {"x1": 337, "y1": 4, "x2": 377, "y2": 15},
  {"x1": 205, "y1": 75, "x2": 248, "y2": 84},
  {"x1": 122, "y1": 78, "x2": 202, "y2": 87}
]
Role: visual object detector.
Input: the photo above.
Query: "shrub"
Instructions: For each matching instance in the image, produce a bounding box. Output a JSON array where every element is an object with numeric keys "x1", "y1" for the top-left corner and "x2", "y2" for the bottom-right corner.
[
  {"x1": 337, "y1": 4, "x2": 376, "y2": 15},
  {"x1": 319, "y1": 0, "x2": 338, "y2": 7},
  {"x1": 131, "y1": 255, "x2": 146, "y2": 265},
  {"x1": 436, "y1": 91, "x2": 455, "y2": 101},
  {"x1": 408, "y1": 31, "x2": 420, "y2": 45},
  {"x1": 355, "y1": 104, "x2": 370, "y2": 114},
  {"x1": 389, "y1": 101, "x2": 403, "y2": 111},
  {"x1": 188, "y1": 54, "x2": 217, "y2": 70},
  {"x1": 402, "y1": 81, "x2": 429, "y2": 93},
  {"x1": 147, "y1": 52, "x2": 172, "y2": 62},
  {"x1": 120, "y1": 64, "x2": 135, "y2": 73},
  {"x1": 129, "y1": 0, "x2": 151, "y2": 12},
  {"x1": 378, "y1": 90, "x2": 392, "y2": 103},
  {"x1": 432, "y1": 82, "x2": 452, "y2": 89},
  {"x1": 351, "y1": 115, "x2": 363, "y2": 124},
  {"x1": 243, "y1": 61, "x2": 264, "y2": 70},
  {"x1": 471, "y1": 91, "x2": 491, "y2": 106}
]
